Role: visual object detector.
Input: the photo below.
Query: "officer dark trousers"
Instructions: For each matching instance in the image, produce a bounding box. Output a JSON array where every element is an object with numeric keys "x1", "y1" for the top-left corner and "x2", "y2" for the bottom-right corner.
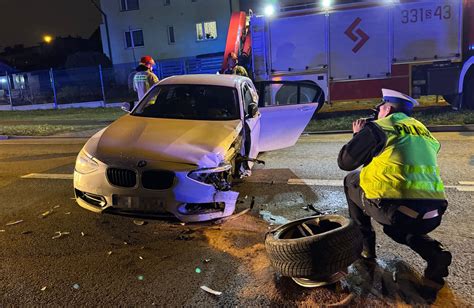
[{"x1": 343, "y1": 171, "x2": 451, "y2": 285}]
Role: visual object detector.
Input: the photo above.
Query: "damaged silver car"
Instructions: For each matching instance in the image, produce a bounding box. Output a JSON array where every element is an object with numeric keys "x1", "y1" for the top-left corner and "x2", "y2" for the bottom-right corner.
[{"x1": 74, "y1": 74, "x2": 323, "y2": 222}]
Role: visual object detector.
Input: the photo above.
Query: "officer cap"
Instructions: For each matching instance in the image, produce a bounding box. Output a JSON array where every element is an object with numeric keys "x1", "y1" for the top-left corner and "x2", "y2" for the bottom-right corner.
[{"x1": 381, "y1": 88, "x2": 419, "y2": 108}]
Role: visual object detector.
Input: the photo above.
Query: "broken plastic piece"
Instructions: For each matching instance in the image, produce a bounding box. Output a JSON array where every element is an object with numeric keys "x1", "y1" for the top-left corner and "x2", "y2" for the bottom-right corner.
[
  {"x1": 52, "y1": 231, "x2": 70, "y2": 239},
  {"x1": 6, "y1": 220, "x2": 24, "y2": 226},
  {"x1": 137, "y1": 275, "x2": 144, "y2": 281},
  {"x1": 195, "y1": 267, "x2": 202, "y2": 274},
  {"x1": 214, "y1": 208, "x2": 250, "y2": 224},
  {"x1": 41, "y1": 286, "x2": 47, "y2": 291},
  {"x1": 308, "y1": 204, "x2": 323, "y2": 215},
  {"x1": 72, "y1": 283, "x2": 80, "y2": 290},
  {"x1": 133, "y1": 220, "x2": 146, "y2": 226},
  {"x1": 139, "y1": 256, "x2": 143, "y2": 260},
  {"x1": 81, "y1": 232, "x2": 85, "y2": 237},
  {"x1": 41, "y1": 210, "x2": 52, "y2": 218},
  {"x1": 107, "y1": 251, "x2": 112, "y2": 256},
  {"x1": 65, "y1": 212, "x2": 71, "y2": 215},
  {"x1": 200, "y1": 285, "x2": 222, "y2": 296},
  {"x1": 53, "y1": 205, "x2": 60, "y2": 209},
  {"x1": 203, "y1": 259, "x2": 211, "y2": 263}
]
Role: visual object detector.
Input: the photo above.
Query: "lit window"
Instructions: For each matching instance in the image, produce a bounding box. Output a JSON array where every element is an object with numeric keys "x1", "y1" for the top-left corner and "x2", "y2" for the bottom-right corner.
[
  {"x1": 125, "y1": 29, "x2": 144, "y2": 48},
  {"x1": 164, "y1": 0, "x2": 170, "y2": 6},
  {"x1": 168, "y1": 26, "x2": 175, "y2": 44},
  {"x1": 196, "y1": 21, "x2": 217, "y2": 41},
  {"x1": 121, "y1": 0, "x2": 139, "y2": 11}
]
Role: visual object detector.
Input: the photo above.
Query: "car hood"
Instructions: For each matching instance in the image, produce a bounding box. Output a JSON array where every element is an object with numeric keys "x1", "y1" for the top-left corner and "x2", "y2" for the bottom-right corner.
[{"x1": 92, "y1": 115, "x2": 242, "y2": 168}]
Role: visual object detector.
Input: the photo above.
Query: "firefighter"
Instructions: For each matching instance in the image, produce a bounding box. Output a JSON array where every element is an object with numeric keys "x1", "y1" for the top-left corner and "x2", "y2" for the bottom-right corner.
[
  {"x1": 224, "y1": 52, "x2": 248, "y2": 77},
  {"x1": 133, "y1": 55, "x2": 159, "y2": 101},
  {"x1": 338, "y1": 89, "x2": 451, "y2": 295}
]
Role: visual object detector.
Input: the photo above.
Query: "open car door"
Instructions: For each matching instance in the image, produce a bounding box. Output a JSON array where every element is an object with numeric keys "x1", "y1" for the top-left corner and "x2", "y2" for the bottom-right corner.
[{"x1": 255, "y1": 81, "x2": 323, "y2": 152}]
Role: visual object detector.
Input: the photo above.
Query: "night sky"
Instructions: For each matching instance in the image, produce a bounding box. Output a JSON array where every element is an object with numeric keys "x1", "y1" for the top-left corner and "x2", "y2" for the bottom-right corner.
[{"x1": 0, "y1": 0, "x2": 102, "y2": 49}]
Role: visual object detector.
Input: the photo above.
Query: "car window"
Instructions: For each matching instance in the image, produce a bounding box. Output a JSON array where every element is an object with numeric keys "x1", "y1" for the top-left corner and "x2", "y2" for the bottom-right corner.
[
  {"x1": 242, "y1": 84, "x2": 254, "y2": 115},
  {"x1": 260, "y1": 82, "x2": 321, "y2": 107},
  {"x1": 132, "y1": 84, "x2": 240, "y2": 120}
]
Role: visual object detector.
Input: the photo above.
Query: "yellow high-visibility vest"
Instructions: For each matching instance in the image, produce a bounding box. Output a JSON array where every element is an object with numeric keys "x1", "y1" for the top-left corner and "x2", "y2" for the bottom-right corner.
[{"x1": 360, "y1": 113, "x2": 445, "y2": 200}]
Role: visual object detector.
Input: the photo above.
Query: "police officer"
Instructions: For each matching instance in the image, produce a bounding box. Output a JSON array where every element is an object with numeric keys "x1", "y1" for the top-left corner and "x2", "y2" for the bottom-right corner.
[
  {"x1": 338, "y1": 89, "x2": 451, "y2": 293},
  {"x1": 133, "y1": 55, "x2": 159, "y2": 100}
]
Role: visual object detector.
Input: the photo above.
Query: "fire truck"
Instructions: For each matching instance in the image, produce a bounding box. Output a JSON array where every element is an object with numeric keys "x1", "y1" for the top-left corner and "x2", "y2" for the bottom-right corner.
[{"x1": 222, "y1": 0, "x2": 474, "y2": 110}]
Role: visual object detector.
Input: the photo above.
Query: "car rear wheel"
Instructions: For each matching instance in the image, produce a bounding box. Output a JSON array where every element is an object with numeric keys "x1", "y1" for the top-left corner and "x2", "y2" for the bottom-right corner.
[{"x1": 265, "y1": 215, "x2": 362, "y2": 279}]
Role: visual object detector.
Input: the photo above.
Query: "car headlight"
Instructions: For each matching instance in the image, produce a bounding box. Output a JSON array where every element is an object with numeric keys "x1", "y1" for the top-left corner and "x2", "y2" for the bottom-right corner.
[
  {"x1": 75, "y1": 150, "x2": 99, "y2": 174},
  {"x1": 188, "y1": 163, "x2": 233, "y2": 190}
]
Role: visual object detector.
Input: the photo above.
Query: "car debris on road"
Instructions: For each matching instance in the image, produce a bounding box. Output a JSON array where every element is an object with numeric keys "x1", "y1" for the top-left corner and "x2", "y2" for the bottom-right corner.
[
  {"x1": 200, "y1": 285, "x2": 222, "y2": 296},
  {"x1": 6, "y1": 220, "x2": 24, "y2": 226},
  {"x1": 51, "y1": 231, "x2": 70, "y2": 239}
]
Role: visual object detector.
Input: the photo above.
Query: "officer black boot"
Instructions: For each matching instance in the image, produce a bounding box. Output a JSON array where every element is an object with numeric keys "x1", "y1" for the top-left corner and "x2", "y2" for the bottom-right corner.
[
  {"x1": 361, "y1": 231, "x2": 376, "y2": 260},
  {"x1": 406, "y1": 235, "x2": 452, "y2": 288}
]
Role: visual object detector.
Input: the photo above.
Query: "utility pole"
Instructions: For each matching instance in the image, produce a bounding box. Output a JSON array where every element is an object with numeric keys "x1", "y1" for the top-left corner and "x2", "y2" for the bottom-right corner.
[
  {"x1": 129, "y1": 26, "x2": 137, "y2": 64},
  {"x1": 90, "y1": 0, "x2": 113, "y2": 64}
]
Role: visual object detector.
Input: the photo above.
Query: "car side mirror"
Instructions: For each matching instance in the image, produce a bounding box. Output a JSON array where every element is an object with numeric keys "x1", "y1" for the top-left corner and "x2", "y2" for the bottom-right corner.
[
  {"x1": 121, "y1": 101, "x2": 135, "y2": 113},
  {"x1": 247, "y1": 103, "x2": 258, "y2": 118}
]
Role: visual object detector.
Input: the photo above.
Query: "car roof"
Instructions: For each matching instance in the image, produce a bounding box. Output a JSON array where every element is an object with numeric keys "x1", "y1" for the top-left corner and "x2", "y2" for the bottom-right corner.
[{"x1": 158, "y1": 74, "x2": 250, "y2": 88}]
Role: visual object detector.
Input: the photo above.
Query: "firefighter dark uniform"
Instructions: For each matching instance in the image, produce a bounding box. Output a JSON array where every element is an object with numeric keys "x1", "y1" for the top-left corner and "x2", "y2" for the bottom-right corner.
[{"x1": 338, "y1": 89, "x2": 451, "y2": 292}]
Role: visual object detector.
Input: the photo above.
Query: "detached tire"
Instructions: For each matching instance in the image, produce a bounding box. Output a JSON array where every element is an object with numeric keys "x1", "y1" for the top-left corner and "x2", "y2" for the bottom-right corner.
[{"x1": 265, "y1": 215, "x2": 362, "y2": 278}]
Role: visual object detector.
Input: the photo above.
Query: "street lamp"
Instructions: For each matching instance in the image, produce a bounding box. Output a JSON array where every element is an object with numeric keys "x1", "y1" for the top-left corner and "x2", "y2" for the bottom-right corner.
[
  {"x1": 43, "y1": 35, "x2": 53, "y2": 44},
  {"x1": 321, "y1": 0, "x2": 332, "y2": 9},
  {"x1": 264, "y1": 4, "x2": 275, "y2": 16}
]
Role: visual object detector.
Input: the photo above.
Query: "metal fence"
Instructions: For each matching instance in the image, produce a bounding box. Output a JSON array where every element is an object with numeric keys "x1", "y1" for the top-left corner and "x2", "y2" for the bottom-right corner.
[{"x1": 0, "y1": 55, "x2": 223, "y2": 109}]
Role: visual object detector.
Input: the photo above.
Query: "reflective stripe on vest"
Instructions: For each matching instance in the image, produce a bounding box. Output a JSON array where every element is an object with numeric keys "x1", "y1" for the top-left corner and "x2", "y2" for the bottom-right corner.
[{"x1": 360, "y1": 113, "x2": 445, "y2": 200}]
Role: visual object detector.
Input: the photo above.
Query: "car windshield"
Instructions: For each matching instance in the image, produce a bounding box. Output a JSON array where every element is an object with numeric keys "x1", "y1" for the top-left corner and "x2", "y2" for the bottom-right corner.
[{"x1": 132, "y1": 84, "x2": 240, "y2": 120}]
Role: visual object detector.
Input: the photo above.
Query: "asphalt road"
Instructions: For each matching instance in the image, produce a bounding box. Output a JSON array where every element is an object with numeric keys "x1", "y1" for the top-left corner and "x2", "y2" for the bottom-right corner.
[{"x1": 0, "y1": 133, "x2": 473, "y2": 306}]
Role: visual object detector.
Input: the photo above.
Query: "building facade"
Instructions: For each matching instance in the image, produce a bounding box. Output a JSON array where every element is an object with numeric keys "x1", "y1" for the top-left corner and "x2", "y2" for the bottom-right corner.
[{"x1": 99, "y1": 0, "x2": 240, "y2": 64}]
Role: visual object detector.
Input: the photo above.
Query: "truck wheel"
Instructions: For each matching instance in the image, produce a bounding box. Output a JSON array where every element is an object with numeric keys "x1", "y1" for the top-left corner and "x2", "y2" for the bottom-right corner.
[
  {"x1": 463, "y1": 81, "x2": 474, "y2": 109},
  {"x1": 442, "y1": 95, "x2": 457, "y2": 106},
  {"x1": 462, "y1": 68, "x2": 474, "y2": 109},
  {"x1": 265, "y1": 215, "x2": 362, "y2": 278}
]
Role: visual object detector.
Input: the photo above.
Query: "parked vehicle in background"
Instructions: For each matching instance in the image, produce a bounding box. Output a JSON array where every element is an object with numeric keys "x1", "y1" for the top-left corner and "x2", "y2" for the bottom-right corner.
[
  {"x1": 73, "y1": 74, "x2": 323, "y2": 222},
  {"x1": 224, "y1": 0, "x2": 474, "y2": 109}
]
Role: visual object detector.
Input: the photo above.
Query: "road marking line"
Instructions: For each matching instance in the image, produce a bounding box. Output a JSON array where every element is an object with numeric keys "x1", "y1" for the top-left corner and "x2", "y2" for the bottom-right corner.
[
  {"x1": 21, "y1": 173, "x2": 73, "y2": 180},
  {"x1": 288, "y1": 179, "x2": 343, "y2": 186},
  {"x1": 17, "y1": 174, "x2": 474, "y2": 192},
  {"x1": 288, "y1": 179, "x2": 474, "y2": 192},
  {"x1": 459, "y1": 181, "x2": 474, "y2": 185},
  {"x1": 455, "y1": 186, "x2": 474, "y2": 192}
]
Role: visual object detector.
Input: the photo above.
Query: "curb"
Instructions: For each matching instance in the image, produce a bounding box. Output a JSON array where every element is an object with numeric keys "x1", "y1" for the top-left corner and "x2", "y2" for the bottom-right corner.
[
  {"x1": 2, "y1": 125, "x2": 473, "y2": 140},
  {"x1": 2, "y1": 135, "x2": 89, "y2": 140},
  {"x1": 305, "y1": 124, "x2": 474, "y2": 135}
]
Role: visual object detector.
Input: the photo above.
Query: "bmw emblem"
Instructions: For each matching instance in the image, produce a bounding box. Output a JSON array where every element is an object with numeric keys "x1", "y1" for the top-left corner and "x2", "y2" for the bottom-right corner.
[{"x1": 137, "y1": 160, "x2": 147, "y2": 168}]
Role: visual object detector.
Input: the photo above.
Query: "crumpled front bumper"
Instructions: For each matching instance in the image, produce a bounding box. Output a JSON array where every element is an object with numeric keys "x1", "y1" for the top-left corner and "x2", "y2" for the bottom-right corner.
[{"x1": 73, "y1": 161, "x2": 238, "y2": 222}]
